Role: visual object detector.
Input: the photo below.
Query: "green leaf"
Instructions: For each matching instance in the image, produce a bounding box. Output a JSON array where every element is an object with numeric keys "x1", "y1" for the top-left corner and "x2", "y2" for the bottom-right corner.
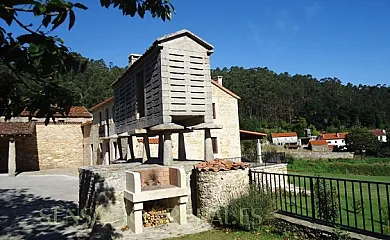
[
  {"x1": 74, "y1": 3, "x2": 88, "y2": 10},
  {"x1": 29, "y1": 43, "x2": 45, "y2": 57},
  {"x1": 42, "y1": 15, "x2": 52, "y2": 27},
  {"x1": 100, "y1": 0, "x2": 110, "y2": 8},
  {"x1": 68, "y1": 10, "x2": 75, "y2": 30},
  {"x1": 51, "y1": 11, "x2": 67, "y2": 31}
]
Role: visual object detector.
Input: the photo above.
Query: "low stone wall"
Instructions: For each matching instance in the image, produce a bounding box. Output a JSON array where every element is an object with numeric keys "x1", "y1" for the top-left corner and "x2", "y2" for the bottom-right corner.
[
  {"x1": 78, "y1": 161, "x2": 200, "y2": 227},
  {"x1": 289, "y1": 151, "x2": 354, "y2": 160},
  {"x1": 196, "y1": 169, "x2": 249, "y2": 220}
]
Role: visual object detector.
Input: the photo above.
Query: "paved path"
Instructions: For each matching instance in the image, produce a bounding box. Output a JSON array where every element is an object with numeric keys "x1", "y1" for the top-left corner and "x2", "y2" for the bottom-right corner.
[{"x1": 0, "y1": 174, "x2": 89, "y2": 240}]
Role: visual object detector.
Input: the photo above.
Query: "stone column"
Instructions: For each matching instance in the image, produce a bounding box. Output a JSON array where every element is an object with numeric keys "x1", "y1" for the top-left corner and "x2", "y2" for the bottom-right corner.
[
  {"x1": 204, "y1": 129, "x2": 213, "y2": 162},
  {"x1": 127, "y1": 136, "x2": 135, "y2": 160},
  {"x1": 257, "y1": 139, "x2": 263, "y2": 163},
  {"x1": 103, "y1": 141, "x2": 110, "y2": 165},
  {"x1": 178, "y1": 132, "x2": 186, "y2": 161},
  {"x1": 158, "y1": 134, "x2": 164, "y2": 162},
  {"x1": 142, "y1": 135, "x2": 150, "y2": 163},
  {"x1": 163, "y1": 132, "x2": 173, "y2": 166},
  {"x1": 117, "y1": 138, "x2": 123, "y2": 159},
  {"x1": 125, "y1": 200, "x2": 143, "y2": 234},
  {"x1": 8, "y1": 138, "x2": 16, "y2": 177}
]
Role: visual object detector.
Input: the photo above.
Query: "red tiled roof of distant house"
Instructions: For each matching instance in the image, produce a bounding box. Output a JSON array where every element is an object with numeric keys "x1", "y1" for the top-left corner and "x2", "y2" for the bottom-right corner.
[
  {"x1": 370, "y1": 129, "x2": 386, "y2": 136},
  {"x1": 20, "y1": 106, "x2": 92, "y2": 118},
  {"x1": 320, "y1": 133, "x2": 348, "y2": 140},
  {"x1": 137, "y1": 137, "x2": 159, "y2": 144},
  {"x1": 309, "y1": 140, "x2": 328, "y2": 146},
  {"x1": 90, "y1": 97, "x2": 114, "y2": 112},
  {"x1": 194, "y1": 159, "x2": 248, "y2": 172},
  {"x1": 0, "y1": 122, "x2": 35, "y2": 136},
  {"x1": 211, "y1": 80, "x2": 241, "y2": 99},
  {"x1": 271, "y1": 132, "x2": 297, "y2": 138}
]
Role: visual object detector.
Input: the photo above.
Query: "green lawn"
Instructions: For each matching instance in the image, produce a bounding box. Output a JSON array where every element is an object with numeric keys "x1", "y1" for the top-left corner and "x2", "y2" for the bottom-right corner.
[
  {"x1": 167, "y1": 229, "x2": 284, "y2": 240},
  {"x1": 258, "y1": 171, "x2": 390, "y2": 236}
]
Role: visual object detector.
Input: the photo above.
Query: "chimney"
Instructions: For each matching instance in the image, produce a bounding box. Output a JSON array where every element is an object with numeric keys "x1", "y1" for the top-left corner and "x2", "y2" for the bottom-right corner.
[
  {"x1": 128, "y1": 54, "x2": 142, "y2": 67},
  {"x1": 336, "y1": 133, "x2": 340, "y2": 138},
  {"x1": 216, "y1": 76, "x2": 223, "y2": 85}
]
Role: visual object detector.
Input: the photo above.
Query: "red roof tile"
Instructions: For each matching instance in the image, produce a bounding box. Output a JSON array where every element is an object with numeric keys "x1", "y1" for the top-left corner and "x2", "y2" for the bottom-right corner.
[
  {"x1": 0, "y1": 122, "x2": 35, "y2": 136},
  {"x1": 271, "y1": 132, "x2": 297, "y2": 138},
  {"x1": 90, "y1": 97, "x2": 114, "y2": 112},
  {"x1": 20, "y1": 106, "x2": 91, "y2": 118},
  {"x1": 194, "y1": 159, "x2": 248, "y2": 172},
  {"x1": 370, "y1": 129, "x2": 386, "y2": 136},
  {"x1": 309, "y1": 140, "x2": 328, "y2": 146},
  {"x1": 319, "y1": 133, "x2": 348, "y2": 140}
]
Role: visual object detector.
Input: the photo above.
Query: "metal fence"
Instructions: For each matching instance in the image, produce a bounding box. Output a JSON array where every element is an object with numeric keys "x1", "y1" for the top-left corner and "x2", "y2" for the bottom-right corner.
[{"x1": 249, "y1": 169, "x2": 390, "y2": 238}]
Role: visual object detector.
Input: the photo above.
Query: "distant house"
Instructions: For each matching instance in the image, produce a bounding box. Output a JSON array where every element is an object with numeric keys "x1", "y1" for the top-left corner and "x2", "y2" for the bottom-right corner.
[
  {"x1": 271, "y1": 132, "x2": 298, "y2": 146},
  {"x1": 317, "y1": 132, "x2": 348, "y2": 149},
  {"x1": 370, "y1": 129, "x2": 387, "y2": 143},
  {"x1": 309, "y1": 140, "x2": 329, "y2": 152}
]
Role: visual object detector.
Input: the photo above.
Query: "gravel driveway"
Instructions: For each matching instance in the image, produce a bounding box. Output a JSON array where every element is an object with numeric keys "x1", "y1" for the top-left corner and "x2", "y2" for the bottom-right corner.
[{"x1": 0, "y1": 174, "x2": 89, "y2": 240}]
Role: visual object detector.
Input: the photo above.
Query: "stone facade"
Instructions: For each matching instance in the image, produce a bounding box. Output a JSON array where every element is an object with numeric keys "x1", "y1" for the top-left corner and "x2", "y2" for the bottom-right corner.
[
  {"x1": 289, "y1": 151, "x2": 354, "y2": 159},
  {"x1": 196, "y1": 169, "x2": 249, "y2": 220},
  {"x1": 36, "y1": 123, "x2": 85, "y2": 169}
]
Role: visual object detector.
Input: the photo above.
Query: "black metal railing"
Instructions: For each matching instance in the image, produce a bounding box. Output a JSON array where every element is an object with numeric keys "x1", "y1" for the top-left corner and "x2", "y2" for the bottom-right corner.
[{"x1": 249, "y1": 170, "x2": 390, "y2": 238}]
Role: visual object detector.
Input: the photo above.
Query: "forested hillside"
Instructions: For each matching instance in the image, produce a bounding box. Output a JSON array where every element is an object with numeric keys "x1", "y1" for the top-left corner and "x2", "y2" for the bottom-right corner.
[{"x1": 212, "y1": 67, "x2": 390, "y2": 135}]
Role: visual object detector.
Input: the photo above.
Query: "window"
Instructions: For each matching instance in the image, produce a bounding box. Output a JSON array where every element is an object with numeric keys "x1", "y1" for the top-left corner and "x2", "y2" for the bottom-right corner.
[
  {"x1": 99, "y1": 143, "x2": 103, "y2": 159},
  {"x1": 211, "y1": 137, "x2": 218, "y2": 154},
  {"x1": 99, "y1": 112, "x2": 102, "y2": 125},
  {"x1": 212, "y1": 103, "x2": 216, "y2": 119},
  {"x1": 105, "y1": 108, "x2": 109, "y2": 124}
]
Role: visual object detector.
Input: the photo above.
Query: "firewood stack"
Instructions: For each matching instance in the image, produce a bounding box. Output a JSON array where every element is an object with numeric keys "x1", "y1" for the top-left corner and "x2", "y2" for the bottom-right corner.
[
  {"x1": 142, "y1": 208, "x2": 170, "y2": 227},
  {"x1": 194, "y1": 159, "x2": 248, "y2": 172}
]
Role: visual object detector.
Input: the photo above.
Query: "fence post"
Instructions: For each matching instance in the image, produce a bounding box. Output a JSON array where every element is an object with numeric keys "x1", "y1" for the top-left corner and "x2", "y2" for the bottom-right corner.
[
  {"x1": 249, "y1": 169, "x2": 252, "y2": 184},
  {"x1": 310, "y1": 177, "x2": 316, "y2": 221}
]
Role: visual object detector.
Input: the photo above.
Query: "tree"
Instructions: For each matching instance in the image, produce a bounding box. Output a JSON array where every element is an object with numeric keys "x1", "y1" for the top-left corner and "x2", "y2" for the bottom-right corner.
[
  {"x1": 1, "y1": 0, "x2": 174, "y2": 123},
  {"x1": 345, "y1": 128, "x2": 380, "y2": 155}
]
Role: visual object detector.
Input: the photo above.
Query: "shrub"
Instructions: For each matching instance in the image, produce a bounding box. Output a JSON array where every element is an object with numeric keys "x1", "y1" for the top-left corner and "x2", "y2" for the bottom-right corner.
[
  {"x1": 314, "y1": 178, "x2": 339, "y2": 222},
  {"x1": 217, "y1": 186, "x2": 276, "y2": 231}
]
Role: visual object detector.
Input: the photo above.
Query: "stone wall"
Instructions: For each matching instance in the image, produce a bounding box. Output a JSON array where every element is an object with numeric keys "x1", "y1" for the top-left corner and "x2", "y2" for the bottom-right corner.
[
  {"x1": 36, "y1": 123, "x2": 85, "y2": 169},
  {"x1": 196, "y1": 169, "x2": 249, "y2": 220},
  {"x1": 289, "y1": 151, "x2": 354, "y2": 159},
  {"x1": 78, "y1": 162, "x2": 200, "y2": 227}
]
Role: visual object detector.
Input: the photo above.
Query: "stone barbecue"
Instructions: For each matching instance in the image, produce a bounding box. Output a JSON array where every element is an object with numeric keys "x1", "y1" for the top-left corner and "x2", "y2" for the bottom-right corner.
[{"x1": 124, "y1": 167, "x2": 189, "y2": 234}]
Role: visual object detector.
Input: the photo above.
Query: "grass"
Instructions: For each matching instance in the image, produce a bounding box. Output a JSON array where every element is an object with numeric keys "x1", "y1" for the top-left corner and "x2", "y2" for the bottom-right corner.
[
  {"x1": 167, "y1": 229, "x2": 284, "y2": 240},
  {"x1": 255, "y1": 169, "x2": 390, "y2": 237}
]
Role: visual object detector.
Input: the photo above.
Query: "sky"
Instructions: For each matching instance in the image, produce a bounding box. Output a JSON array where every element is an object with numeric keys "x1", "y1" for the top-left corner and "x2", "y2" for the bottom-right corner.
[{"x1": 7, "y1": 0, "x2": 390, "y2": 85}]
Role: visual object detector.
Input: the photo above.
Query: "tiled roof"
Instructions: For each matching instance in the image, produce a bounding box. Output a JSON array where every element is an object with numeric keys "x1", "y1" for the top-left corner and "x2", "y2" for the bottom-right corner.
[
  {"x1": 137, "y1": 137, "x2": 159, "y2": 144},
  {"x1": 0, "y1": 122, "x2": 35, "y2": 136},
  {"x1": 20, "y1": 106, "x2": 91, "y2": 118},
  {"x1": 90, "y1": 97, "x2": 114, "y2": 112},
  {"x1": 271, "y1": 132, "x2": 297, "y2": 138},
  {"x1": 370, "y1": 129, "x2": 386, "y2": 136},
  {"x1": 309, "y1": 140, "x2": 328, "y2": 146},
  {"x1": 194, "y1": 159, "x2": 248, "y2": 172},
  {"x1": 320, "y1": 133, "x2": 348, "y2": 140},
  {"x1": 211, "y1": 80, "x2": 240, "y2": 99}
]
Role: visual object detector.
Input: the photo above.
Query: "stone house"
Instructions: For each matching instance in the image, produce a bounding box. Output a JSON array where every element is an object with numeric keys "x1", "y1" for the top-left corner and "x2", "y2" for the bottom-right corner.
[
  {"x1": 309, "y1": 139, "x2": 329, "y2": 152},
  {"x1": 317, "y1": 132, "x2": 348, "y2": 149},
  {"x1": 85, "y1": 30, "x2": 242, "y2": 166},
  {"x1": 0, "y1": 106, "x2": 92, "y2": 175},
  {"x1": 370, "y1": 129, "x2": 387, "y2": 143},
  {"x1": 271, "y1": 132, "x2": 298, "y2": 146}
]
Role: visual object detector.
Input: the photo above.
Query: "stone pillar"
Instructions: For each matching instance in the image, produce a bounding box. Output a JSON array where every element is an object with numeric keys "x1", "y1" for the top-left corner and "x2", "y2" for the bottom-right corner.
[
  {"x1": 204, "y1": 129, "x2": 213, "y2": 162},
  {"x1": 8, "y1": 138, "x2": 16, "y2": 177},
  {"x1": 125, "y1": 200, "x2": 143, "y2": 234},
  {"x1": 103, "y1": 141, "x2": 110, "y2": 165},
  {"x1": 158, "y1": 134, "x2": 164, "y2": 162},
  {"x1": 117, "y1": 138, "x2": 123, "y2": 159},
  {"x1": 257, "y1": 139, "x2": 263, "y2": 163},
  {"x1": 127, "y1": 136, "x2": 135, "y2": 160},
  {"x1": 163, "y1": 132, "x2": 173, "y2": 166},
  {"x1": 142, "y1": 135, "x2": 150, "y2": 163},
  {"x1": 169, "y1": 196, "x2": 187, "y2": 225},
  {"x1": 178, "y1": 132, "x2": 186, "y2": 161}
]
